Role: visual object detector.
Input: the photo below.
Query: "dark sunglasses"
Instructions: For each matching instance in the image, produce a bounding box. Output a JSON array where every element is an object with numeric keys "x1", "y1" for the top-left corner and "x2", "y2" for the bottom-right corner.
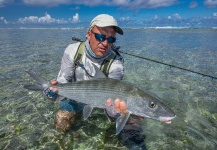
[{"x1": 91, "y1": 31, "x2": 116, "y2": 44}]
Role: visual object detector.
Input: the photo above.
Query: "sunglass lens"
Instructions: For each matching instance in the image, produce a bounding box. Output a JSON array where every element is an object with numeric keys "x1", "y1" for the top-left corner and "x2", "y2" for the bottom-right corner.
[
  {"x1": 108, "y1": 37, "x2": 116, "y2": 43},
  {"x1": 95, "y1": 33, "x2": 105, "y2": 42},
  {"x1": 94, "y1": 32, "x2": 116, "y2": 44}
]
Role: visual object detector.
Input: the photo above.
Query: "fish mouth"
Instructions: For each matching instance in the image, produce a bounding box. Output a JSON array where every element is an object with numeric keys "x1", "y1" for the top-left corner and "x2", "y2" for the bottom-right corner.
[{"x1": 159, "y1": 115, "x2": 176, "y2": 124}]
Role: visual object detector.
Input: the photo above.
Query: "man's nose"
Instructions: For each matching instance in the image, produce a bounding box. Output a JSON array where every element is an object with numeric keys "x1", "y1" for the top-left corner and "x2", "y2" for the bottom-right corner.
[{"x1": 102, "y1": 38, "x2": 109, "y2": 46}]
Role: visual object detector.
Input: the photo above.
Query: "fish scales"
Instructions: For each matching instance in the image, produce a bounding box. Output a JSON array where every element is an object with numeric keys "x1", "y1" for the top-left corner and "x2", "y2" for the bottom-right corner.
[{"x1": 57, "y1": 78, "x2": 137, "y2": 108}]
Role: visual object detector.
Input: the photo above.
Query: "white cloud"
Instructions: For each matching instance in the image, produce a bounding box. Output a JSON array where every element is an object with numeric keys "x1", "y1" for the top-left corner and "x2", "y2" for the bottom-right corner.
[
  {"x1": 173, "y1": 13, "x2": 181, "y2": 19},
  {"x1": 71, "y1": 13, "x2": 79, "y2": 23},
  {"x1": 71, "y1": 6, "x2": 80, "y2": 10},
  {"x1": 144, "y1": 0, "x2": 178, "y2": 8},
  {"x1": 38, "y1": 13, "x2": 54, "y2": 23},
  {"x1": 22, "y1": 0, "x2": 71, "y2": 7},
  {"x1": 16, "y1": 12, "x2": 81, "y2": 25},
  {"x1": 17, "y1": 12, "x2": 67, "y2": 24},
  {"x1": 21, "y1": 0, "x2": 178, "y2": 9},
  {"x1": 153, "y1": 15, "x2": 158, "y2": 20},
  {"x1": 120, "y1": 16, "x2": 130, "y2": 21},
  {"x1": 189, "y1": 1, "x2": 198, "y2": 8},
  {"x1": 204, "y1": 0, "x2": 217, "y2": 8},
  {"x1": 18, "y1": 13, "x2": 53, "y2": 24},
  {"x1": 0, "y1": 0, "x2": 5, "y2": 6},
  {"x1": 0, "y1": 16, "x2": 8, "y2": 24},
  {"x1": 0, "y1": 0, "x2": 13, "y2": 7},
  {"x1": 112, "y1": 0, "x2": 130, "y2": 5},
  {"x1": 166, "y1": 13, "x2": 181, "y2": 20},
  {"x1": 6, "y1": 0, "x2": 217, "y2": 11},
  {"x1": 213, "y1": 12, "x2": 217, "y2": 17},
  {"x1": 111, "y1": 0, "x2": 178, "y2": 9}
]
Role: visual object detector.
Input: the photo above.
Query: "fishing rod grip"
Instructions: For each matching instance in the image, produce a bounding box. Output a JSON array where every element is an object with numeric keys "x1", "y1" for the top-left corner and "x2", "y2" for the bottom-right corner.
[{"x1": 72, "y1": 37, "x2": 84, "y2": 42}]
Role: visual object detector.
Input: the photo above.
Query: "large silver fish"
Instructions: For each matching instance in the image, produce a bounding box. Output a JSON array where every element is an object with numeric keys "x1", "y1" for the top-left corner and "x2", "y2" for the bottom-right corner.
[{"x1": 24, "y1": 64, "x2": 176, "y2": 135}]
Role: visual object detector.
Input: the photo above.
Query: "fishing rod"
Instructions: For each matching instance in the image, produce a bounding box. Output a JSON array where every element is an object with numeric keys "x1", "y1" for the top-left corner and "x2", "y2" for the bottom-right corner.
[{"x1": 72, "y1": 37, "x2": 217, "y2": 80}]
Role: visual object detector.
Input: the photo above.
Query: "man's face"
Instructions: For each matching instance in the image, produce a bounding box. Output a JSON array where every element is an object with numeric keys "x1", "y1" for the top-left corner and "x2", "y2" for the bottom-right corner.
[{"x1": 87, "y1": 26, "x2": 116, "y2": 57}]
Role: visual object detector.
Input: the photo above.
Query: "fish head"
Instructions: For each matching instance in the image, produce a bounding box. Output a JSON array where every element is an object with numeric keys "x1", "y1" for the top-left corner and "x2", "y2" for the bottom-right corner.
[{"x1": 130, "y1": 93, "x2": 176, "y2": 124}]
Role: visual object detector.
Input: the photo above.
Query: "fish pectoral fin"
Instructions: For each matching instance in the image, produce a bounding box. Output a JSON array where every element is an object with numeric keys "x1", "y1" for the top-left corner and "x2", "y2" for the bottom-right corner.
[
  {"x1": 83, "y1": 105, "x2": 93, "y2": 120},
  {"x1": 115, "y1": 111, "x2": 131, "y2": 135},
  {"x1": 104, "y1": 110, "x2": 115, "y2": 122}
]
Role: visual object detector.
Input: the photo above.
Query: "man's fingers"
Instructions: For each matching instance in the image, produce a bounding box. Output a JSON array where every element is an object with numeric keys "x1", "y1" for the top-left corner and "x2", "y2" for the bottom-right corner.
[
  {"x1": 50, "y1": 87, "x2": 58, "y2": 93},
  {"x1": 105, "y1": 98, "x2": 118, "y2": 118},
  {"x1": 114, "y1": 99, "x2": 121, "y2": 112},
  {"x1": 50, "y1": 80, "x2": 58, "y2": 93},
  {"x1": 106, "y1": 98, "x2": 112, "y2": 106},
  {"x1": 120, "y1": 101, "x2": 127, "y2": 114},
  {"x1": 51, "y1": 79, "x2": 58, "y2": 85},
  {"x1": 106, "y1": 98, "x2": 127, "y2": 115}
]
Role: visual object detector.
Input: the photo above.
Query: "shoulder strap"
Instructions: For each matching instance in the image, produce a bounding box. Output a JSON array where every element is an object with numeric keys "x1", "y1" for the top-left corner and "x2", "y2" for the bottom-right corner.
[
  {"x1": 74, "y1": 42, "x2": 117, "y2": 77},
  {"x1": 100, "y1": 51, "x2": 116, "y2": 77},
  {"x1": 74, "y1": 42, "x2": 85, "y2": 68}
]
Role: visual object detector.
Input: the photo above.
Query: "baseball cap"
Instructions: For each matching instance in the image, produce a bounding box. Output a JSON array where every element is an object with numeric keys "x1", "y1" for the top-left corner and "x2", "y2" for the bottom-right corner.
[{"x1": 89, "y1": 14, "x2": 123, "y2": 35}]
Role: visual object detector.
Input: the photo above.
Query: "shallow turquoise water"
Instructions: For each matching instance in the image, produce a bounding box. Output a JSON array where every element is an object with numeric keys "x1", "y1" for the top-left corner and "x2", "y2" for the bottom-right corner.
[{"x1": 0, "y1": 28, "x2": 217, "y2": 149}]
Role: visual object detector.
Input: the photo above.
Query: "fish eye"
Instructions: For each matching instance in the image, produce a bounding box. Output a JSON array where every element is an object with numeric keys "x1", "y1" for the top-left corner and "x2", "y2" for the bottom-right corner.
[{"x1": 149, "y1": 101, "x2": 156, "y2": 108}]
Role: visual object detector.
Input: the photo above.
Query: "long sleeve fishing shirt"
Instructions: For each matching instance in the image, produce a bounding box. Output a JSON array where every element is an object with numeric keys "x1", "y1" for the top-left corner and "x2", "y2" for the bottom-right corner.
[{"x1": 56, "y1": 41, "x2": 124, "y2": 83}]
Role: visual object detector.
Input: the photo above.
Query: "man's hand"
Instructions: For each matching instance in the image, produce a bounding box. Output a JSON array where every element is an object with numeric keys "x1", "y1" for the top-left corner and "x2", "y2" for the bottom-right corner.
[
  {"x1": 105, "y1": 98, "x2": 144, "y2": 122},
  {"x1": 105, "y1": 98, "x2": 127, "y2": 118},
  {"x1": 43, "y1": 79, "x2": 58, "y2": 99},
  {"x1": 49, "y1": 79, "x2": 58, "y2": 92}
]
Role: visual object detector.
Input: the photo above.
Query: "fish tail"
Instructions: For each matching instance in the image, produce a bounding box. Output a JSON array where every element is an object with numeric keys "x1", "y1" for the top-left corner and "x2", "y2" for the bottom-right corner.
[{"x1": 24, "y1": 69, "x2": 50, "y2": 91}]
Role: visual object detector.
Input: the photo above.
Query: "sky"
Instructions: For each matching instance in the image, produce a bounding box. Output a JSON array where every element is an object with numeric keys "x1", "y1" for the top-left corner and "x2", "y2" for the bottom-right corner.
[{"x1": 0, "y1": 0, "x2": 217, "y2": 28}]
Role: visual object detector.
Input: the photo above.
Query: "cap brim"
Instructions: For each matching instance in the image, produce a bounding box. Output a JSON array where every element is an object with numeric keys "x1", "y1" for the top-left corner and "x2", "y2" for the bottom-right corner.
[{"x1": 115, "y1": 26, "x2": 124, "y2": 35}]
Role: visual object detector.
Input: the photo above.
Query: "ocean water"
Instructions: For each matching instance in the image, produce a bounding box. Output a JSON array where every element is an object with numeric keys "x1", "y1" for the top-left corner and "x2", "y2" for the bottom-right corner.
[{"x1": 0, "y1": 28, "x2": 217, "y2": 150}]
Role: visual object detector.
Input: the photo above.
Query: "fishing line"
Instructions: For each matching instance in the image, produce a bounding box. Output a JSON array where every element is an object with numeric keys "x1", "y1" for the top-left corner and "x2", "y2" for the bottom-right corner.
[
  {"x1": 72, "y1": 37, "x2": 217, "y2": 80},
  {"x1": 118, "y1": 50, "x2": 217, "y2": 80}
]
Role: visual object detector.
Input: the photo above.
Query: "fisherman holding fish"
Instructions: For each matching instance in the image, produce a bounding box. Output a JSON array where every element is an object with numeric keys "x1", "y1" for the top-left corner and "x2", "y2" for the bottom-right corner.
[
  {"x1": 25, "y1": 14, "x2": 176, "y2": 137},
  {"x1": 45, "y1": 14, "x2": 128, "y2": 132}
]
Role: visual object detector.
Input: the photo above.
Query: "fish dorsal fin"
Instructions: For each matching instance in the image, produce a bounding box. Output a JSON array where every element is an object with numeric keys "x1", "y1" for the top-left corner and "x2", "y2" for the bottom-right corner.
[
  {"x1": 83, "y1": 105, "x2": 93, "y2": 120},
  {"x1": 92, "y1": 63, "x2": 107, "y2": 79},
  {"x1": 116, "y1": 111, "x2": 131, "y2": 135}
]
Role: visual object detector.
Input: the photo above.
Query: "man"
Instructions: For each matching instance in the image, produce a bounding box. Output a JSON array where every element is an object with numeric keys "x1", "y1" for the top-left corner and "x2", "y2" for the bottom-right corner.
[{"x1": 47, "y1": 14, "x2": 127, "y2": 132}]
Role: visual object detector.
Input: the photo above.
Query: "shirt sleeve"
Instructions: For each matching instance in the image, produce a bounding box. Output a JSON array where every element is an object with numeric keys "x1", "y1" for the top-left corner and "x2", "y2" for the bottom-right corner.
[{"x1": 56, "y1": 45, "x2": 76, "y2": 83}]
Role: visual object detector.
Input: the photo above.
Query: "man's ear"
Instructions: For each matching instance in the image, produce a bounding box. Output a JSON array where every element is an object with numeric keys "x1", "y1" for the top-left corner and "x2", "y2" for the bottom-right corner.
[{"x1": 86, "y1": 30, "x2": 91, "y2": 41}]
